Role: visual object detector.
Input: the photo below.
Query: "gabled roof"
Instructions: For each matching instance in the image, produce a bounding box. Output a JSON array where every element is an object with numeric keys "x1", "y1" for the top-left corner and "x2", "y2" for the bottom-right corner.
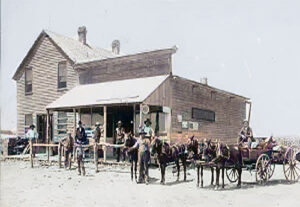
[
  {"x1": 44, "y1": 30, "x2": 118, "y2": 63},
  {"x1": 12, "y1": 30, "x2": 118, "y2": 80},
  {"x1": 12, "y1": 29, "x2": 176, "y2": 80},
  {"x1": 46, "y1": 75, "x2": 169, "y2": 110}
]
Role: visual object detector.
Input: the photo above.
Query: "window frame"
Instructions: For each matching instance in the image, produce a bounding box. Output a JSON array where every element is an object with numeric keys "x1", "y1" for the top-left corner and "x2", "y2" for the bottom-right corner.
[
  {"x1": 25, "y1": 114, "x2": 33, "y2": 126},
  {"x1": 57, "y1": 112, "x2": 67, "y2": 134},
  {"x1": 25, "y1": 67, "x2": 33, "y2": 95},
  {"x1": 192, "y1": 108, "x2": 216, "y2": 122},
  {"x1": 57, "y1": 61, "x2": 67, "y2": 89}
]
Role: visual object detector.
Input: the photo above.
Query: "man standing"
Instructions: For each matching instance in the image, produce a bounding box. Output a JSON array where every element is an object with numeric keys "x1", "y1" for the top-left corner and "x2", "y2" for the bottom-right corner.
[
  {"x1": 75, "y1": 120, "x2": 87, "y2": 176},
  {"x1": 93, "y1": 122, "x2": 102, "y2": 143},
  {"x1": 142, "y1": 118, "x2": 155, "y2": 141},
  {"x1": 130, "y1": 129, "x2": 151, "y2": 184},
  {"x1": 93, "y1": 122, "x2": 103, "y2": 159},
  {"x1": 115, "y1": 120, "x2": 125, "y2": 162},
  {"x1": 25, "y1": 124, "x2": 38, "y2": 157},
  {"x1": 75, "y1": 121, "x2": 88, "y2": 145},
  {"x1": 60, "y1": 131, "x2": 74, "y2": 169}
]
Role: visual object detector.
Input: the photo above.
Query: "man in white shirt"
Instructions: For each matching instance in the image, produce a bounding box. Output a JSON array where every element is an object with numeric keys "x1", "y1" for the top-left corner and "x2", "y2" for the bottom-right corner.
[{"x1": 25, "y1": 124, "x2": 39, "y2": 157}]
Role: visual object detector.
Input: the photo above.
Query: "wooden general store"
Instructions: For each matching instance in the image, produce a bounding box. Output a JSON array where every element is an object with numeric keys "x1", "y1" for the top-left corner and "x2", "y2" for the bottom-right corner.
[{"x1": 12, "y1": 26, "x2": 250, "y2": 150}]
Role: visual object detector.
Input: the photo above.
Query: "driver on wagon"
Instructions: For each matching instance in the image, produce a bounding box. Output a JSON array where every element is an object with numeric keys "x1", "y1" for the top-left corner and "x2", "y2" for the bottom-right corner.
[{"x1": 238, "y1": 119, "x2": 255, "y2": 148}]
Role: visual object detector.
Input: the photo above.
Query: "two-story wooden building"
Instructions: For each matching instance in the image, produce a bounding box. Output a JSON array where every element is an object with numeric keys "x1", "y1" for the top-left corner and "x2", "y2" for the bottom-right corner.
[{"x1": 13, "y1": 26, "x2": 250, "y2": 147}]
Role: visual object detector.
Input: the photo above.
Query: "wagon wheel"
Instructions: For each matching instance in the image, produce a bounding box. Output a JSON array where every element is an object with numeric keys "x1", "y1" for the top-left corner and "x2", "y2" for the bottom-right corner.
[
  {"x1": 283, "y1": 148, "x2": 300, "y2": 182},
  {"x1": 268, "y1": 162, "x2": 276, "y2": 179},
  {"x1": 256, "y1": 154, "x2": 272, "y2": 182},
  {"x1": 226, "y1": 168, "x2": 239, "y2": 183}
]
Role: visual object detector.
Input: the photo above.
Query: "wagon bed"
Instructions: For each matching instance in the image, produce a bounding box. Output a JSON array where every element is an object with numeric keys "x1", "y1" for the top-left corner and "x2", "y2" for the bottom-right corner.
[{"x1": 225, "y1": 146, "x2": 300, "y2": 183}]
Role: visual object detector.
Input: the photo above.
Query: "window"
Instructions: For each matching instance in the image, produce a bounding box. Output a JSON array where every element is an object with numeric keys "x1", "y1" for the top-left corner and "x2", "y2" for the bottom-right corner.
[
  {"x1": 58, "y1": 62, "x2": 67, "y2": 89},
  {"x1": 192, "y1": 108, "x2": 215, "y2": 122},
  {"x1": 57, "y1": 112, "x2": 67, "y2": 134},
  {"x1": 25, "y1": 114, "x2": 33, "y2": 126},
  {"x1": 211, "y1": 91, "x2": 216, "y2": 101},
  {"x1": 25, "y1": 67, "x2": 33, "y2": 94}
]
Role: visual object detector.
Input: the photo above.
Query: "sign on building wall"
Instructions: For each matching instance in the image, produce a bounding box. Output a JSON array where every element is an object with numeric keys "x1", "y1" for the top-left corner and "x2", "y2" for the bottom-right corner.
[
  {"x1": 182, "y1": 121, "x2": 188, "y2": 129},
  {"x1": 189, "y1": 122, "x2": 199, "y2": 131},
  {"x1": 177, "y1": 115, "x2": 182, "y2": 122}
]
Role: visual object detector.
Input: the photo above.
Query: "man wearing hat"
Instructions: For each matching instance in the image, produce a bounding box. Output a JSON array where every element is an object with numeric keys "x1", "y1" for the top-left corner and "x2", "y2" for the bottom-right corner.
[
  {"x1": 130, "y1": 129, "x2": 151, "y2": 184},
  {"x1": 25, "y1": 124, "x2": 39, "y2": 157},
  {"x1": 93, "y1": 122, "x2": 103, "y2": 161},
  {"x1": 238, "y1": 119, "x2": 254, "y2": 148},
  {"x1": 141, "y1": 118, "x2": 155, "y2": 141},
  {"x1": 93, "y1": 122, "x2": 103, "y2": 143},
  {"x1": 115, "y1": 120, "x2": 125, "y2": 162},
  {"x1": 75, "y1": 120, "x2": 88, "y2": 145},
  {"x1": 60, "y1": 130, "x2": 74, "y2": 169}
]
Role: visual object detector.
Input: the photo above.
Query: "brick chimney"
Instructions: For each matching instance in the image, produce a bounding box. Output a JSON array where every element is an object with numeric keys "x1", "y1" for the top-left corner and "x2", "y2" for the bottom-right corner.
[
  {"x1": 200, "y1": 77, "x2": 208, "y2": 85},
  {"x1": 78, "y1": 26, "x2": 87, "y2": 44},
  {"x1": 111, "y1": 40, "x2": 120, "y2": 54}
]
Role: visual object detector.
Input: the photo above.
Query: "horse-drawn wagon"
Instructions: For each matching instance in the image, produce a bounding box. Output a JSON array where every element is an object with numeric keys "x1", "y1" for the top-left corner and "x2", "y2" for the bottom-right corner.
[
  {"x1": 225, "y1": 142, "x2": 300, "y2": 184},
  {"x1": 187, "y1": 136, "x2": 300, "y2": 188}
]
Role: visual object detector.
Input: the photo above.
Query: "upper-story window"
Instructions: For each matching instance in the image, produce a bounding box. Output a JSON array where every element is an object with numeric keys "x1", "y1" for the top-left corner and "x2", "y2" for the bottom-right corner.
[
  {"x1": 58, "y1": 62, "x2": 67, "y2": 89},
  {"x1": 25, "y1": 114, "x2": 33, "y2": 126},
  {"x1": 25, "y1": 67, "x2": 33, "y2": 94}
]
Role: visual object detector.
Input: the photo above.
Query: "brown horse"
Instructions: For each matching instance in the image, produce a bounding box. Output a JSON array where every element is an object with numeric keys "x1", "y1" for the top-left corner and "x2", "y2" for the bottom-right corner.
[
  {"x1": 214, "y1": 142, "x2": 243, "y2": 188},
  {"x1": 186, "y1": 138, "x2": 217, "y2": 187},
  {"x1": 124, "y1": 133, "x2": 138, "y2": 181},
  {"x1": 151, "y1": 138, "x2": 187, "y2": 184}
]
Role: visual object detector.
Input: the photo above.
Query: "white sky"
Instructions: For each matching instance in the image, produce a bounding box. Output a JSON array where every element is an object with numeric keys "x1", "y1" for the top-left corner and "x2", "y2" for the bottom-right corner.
[{"x1": 1, "y1": 0, "x2": 300, "y2": 136}]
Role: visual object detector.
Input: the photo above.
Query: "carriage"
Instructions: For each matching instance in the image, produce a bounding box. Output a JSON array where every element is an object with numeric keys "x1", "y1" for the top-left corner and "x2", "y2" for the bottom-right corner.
[{"x1": 225, "y1": 139, "x2": 300, "y2": 184}]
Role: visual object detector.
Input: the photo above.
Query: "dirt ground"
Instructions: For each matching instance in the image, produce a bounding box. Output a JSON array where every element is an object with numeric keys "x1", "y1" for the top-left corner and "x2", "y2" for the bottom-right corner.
[{"x1": 0, "y1": 159, "x2": 299, "y2": 207}]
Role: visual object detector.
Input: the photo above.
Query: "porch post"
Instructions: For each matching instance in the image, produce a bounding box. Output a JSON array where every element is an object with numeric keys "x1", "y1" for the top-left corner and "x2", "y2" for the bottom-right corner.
[
  {"x1": 103, "y1": 106, "x2": 107, "y2": 162},
  {"x1": 46, "y1": 109, "x2": 50, "y2": 161},
  {"x1": 90, "y1": 107, "x2": 93, "y2": 126},
  {"x1": 73, "y1": 108, "x2": 76, "y2": 162},
  {"x1": 73, "y1": 108, "x2": 77, "y2": 134},
  {"x1": 139, "y1": 104, "x2": 143, "y2": 127},
  {"x1": 167, "y1": 110, "x2": 172, "y2": 141},
  {"x1": 133, "y1": 104, "x2": 136, "y2": 136}
]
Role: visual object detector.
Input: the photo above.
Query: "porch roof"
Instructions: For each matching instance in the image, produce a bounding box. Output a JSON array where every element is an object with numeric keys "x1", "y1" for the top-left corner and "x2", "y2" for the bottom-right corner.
[{"x1": 46, "y1": 75, "x2": 169, "y2": 110}]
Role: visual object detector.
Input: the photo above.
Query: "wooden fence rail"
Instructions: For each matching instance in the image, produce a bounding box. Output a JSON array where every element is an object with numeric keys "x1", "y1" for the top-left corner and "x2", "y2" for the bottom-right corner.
[{"x1": 29, "y1": 139, "x2": 126, "y2": 171}]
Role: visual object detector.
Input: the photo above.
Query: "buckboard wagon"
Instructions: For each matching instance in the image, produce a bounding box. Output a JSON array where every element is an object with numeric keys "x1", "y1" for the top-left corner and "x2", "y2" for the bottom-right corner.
[{"x1": 225, "y1": 146, "x2": 300, "y2": 183}]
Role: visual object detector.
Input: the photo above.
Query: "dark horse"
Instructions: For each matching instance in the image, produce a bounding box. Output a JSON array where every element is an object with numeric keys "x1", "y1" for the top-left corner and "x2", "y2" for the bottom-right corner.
[
  {"x1": 186, "y1": 138, "x2": 217, "y2": 187},
  {"x1": 151, "y1": 138, "x2": 187, "y2": 184},
  {"x1": 124, "y1": 133, "x2": 138, "y2": 181},
  {"x1": 213, "y1": 142, "x2": 243, "y2": 188}
]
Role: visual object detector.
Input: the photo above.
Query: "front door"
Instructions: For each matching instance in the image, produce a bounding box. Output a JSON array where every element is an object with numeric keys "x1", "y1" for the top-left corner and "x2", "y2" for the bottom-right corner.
[{"x1": 37, "y1": 114, "x2": 47, "y2": 143}]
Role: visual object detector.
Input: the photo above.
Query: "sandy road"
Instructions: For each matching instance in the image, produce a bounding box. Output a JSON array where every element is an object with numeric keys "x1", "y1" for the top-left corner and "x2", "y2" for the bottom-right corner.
[{"x1": 0, "y1": 160, "x2": 299, "y2": 207}]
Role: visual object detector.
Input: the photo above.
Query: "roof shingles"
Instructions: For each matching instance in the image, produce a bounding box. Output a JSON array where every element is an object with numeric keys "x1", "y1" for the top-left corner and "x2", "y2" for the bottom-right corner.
[{"x1": 44, "y1": 30, "x2": 117, "y2": 64}]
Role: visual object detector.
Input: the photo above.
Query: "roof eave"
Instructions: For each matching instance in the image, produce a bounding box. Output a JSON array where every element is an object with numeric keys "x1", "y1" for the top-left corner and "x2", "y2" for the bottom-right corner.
[
  {"x1": 12, "y1": 30, "x2": 75, "y2": 81},
  {"x1": 73, "y1": 46, "x2": 178, "y2": 70},
  {"x1": 172, "y1": 75, "x2": 250, "y2": 100}
]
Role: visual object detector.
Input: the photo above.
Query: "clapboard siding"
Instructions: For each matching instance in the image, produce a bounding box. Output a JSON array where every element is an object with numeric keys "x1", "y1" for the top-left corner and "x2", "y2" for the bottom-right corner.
[
  {"x1": 16, "y1": 36, "x2": 78, "y2": 138},
  {"x1": 143, "y1": 77, "x2": 171, "y2": 107},
  {"x1": 78, "y1": 54, "x2": 172, "y2": 84},
  {"x1": 169, "y1": 76, "x2": 246, "y2": 144}
]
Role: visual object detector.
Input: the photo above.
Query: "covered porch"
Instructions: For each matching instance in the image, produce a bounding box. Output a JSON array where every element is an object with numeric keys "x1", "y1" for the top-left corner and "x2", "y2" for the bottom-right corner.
[{"x1": 45, "y1": 75, "x2": 171, "y2": 161}]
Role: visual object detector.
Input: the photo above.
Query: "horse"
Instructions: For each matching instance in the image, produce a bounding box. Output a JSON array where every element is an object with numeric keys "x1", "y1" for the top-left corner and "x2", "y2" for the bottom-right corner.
[
  {"x1": 214, "y1": 142, "x2": 243, "y2": 188},
  {"x1": 124, "y1": 133, "x2": 138, "y2": 181},
  {"x1": 186, "y1": 137, "x2": 218, "y2": 187},
  {"x1": 151, "y1": 137, "x2": 187, "y2": 184}
]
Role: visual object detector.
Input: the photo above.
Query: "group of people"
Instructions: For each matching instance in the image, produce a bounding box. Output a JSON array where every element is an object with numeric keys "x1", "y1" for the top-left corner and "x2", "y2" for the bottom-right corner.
[
  {"x1": 58, "y1": 118, "x2": 155, "y2": 181},
  {"x1": 26, "y1": 117, "x2": 261, "y2": 183},
  {"x1": 111, "y1": 118, "x2": 155, "y2": 184}
]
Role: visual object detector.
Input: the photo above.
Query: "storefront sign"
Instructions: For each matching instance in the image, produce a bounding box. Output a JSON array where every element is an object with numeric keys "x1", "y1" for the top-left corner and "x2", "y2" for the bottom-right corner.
[{"x1": 182, "y1": 121, "x2": 188, "y2": 129}]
